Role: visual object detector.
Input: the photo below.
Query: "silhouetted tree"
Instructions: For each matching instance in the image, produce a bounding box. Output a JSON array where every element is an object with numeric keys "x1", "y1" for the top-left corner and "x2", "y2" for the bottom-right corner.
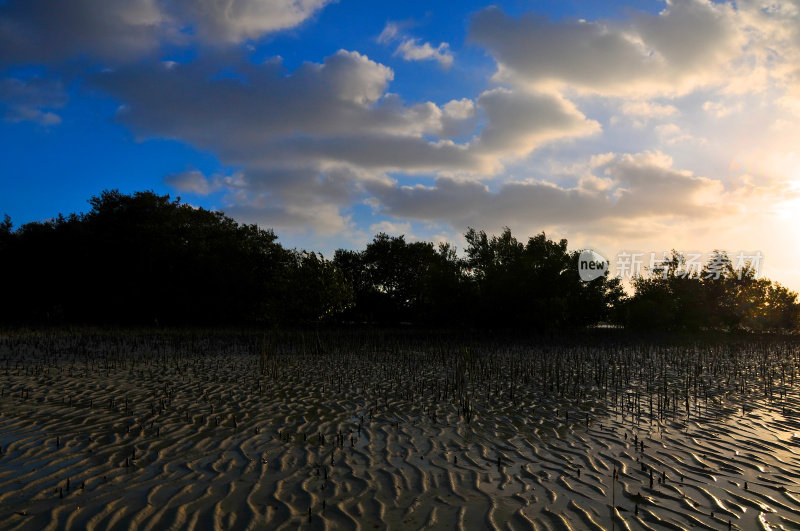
[
  {"x1": 463, "y1": 227, "x2": 622, "y2": 328},
  {"x1": 3, "y1": 190, "x2": 795, "y2": 332},
  {"x1": 284, "y1": 251, "x2": 353, "y2": 322},
  {"x1": 334, "y1": 233, "x2": 464, "y2": 323},
  {"x1": 623, "y1": 250, "x2": 800, "y2": 332},
  {"x1": 0, "y1": 191, "x2": 297, "y2": 324}
]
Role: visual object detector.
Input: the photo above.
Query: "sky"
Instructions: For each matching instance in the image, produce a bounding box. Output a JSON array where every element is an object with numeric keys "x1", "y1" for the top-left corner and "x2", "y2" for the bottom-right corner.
[{"x1": 1, "y1": 0, "x2": 799, "y2": 290}]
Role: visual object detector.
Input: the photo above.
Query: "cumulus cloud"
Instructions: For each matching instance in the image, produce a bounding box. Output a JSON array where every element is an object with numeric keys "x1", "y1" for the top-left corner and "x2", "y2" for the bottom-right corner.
[
  {"x1": 365, "y1": 151, "x2": 726, "y2": 233},
  {"x1": 474, "y1": 88, "x2": 599, "y2": 162},
  {"x1": 93, "y1": 49, "x2": 599, "y2": 231},
  {"x1": 95, "y1": 51, "x2": 487, "y2": 174},
  {"x1": 164, "y1": 169, "x2": 225, "y2": 195},
  {"x1": 226, "y1": 200, "x2": 353, "y2": 236},
  {"x1": 162, "y1": 165, "x2": 366, "y2": 234},
  {"x1": 0, "y1": 0, "x2": 332, "y2": 64},
  {"x1": 735, "y1": 0, "x2": 800, "y2": 93},
  {"x1": 3, "y1": 0, "x2": 798, "y2": 286},
  {"x1": 470, "y1": 0, "x2": 744, "y2": 97},
  {"x1": 395, "y1": 39, "x2": 453, "y2": 68},
  {"x1": 379, "y1": 22, "x2": 454, "y2": 68},
  {"x1": 0, "y1": 0, "x2": 169, "y2": 64},
  {"x1": 170, "y1": 0, "x2": 331, "y2": 43},
  {"x1": 440, "y1": 98, "x2": 477, "y2": 137},
  {"x1": 468, "y1": 0, "x2": 800, "y2": 116}
]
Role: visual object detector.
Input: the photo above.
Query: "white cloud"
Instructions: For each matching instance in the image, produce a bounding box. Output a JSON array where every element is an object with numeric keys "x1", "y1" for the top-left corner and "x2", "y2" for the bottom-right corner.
[
  {"x1": 170, "y1": 0, "x2": 331, "y2": 43},
  {"x1": 3, "y1": 0, "x2": 800, "y2": 288},
  {"x1": 365, "y1": 150, "x2": 726, "y2": 231},
  {"x1": 470, "y1": 0, "x2": 745, "y2": 97},
  {"x1": 379, "y1": 21, "x2": 454, "y2": 68},
  {"x1": 395, "y1": 38, "x2": 453, "y2": 68},
  {"x1": 95, "y1": 49, "x2": 598, "y2": 231},
  {"x1": 443, "y1": 98, "x2": 475, "y2": 120},
  {"x1": 474, "y1": 88, "x2": 599, "y2": 163}
]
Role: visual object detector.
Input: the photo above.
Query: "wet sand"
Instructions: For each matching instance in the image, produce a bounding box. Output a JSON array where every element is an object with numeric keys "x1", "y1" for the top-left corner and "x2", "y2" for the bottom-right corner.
[{"x1": 1, "y1": 331, "x2": 799, "y2": 529}]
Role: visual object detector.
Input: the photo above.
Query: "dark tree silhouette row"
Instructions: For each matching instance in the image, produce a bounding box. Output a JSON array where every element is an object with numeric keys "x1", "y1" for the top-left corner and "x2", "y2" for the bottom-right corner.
[
  {"x1": 621, "y1": 252, "x2": 800, "y2": 331},
  {"x1": 0, "y1": 191, "x2": 347, "y2": 325},
  {"x1": 1, "y1": 191, "x2": 797, "y2": 331}
]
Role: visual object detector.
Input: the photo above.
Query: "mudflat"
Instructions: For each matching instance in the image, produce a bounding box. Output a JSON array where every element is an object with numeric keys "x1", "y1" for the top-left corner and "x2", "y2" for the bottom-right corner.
[{"x1": 1, "y1": 330, "x2": 799, "y2": 530}]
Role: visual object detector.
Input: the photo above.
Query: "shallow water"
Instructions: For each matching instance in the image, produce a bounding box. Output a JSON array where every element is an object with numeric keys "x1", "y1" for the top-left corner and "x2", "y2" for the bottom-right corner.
[{"x1": 0, "y1": 332, "x2": 799, "y2": 530}]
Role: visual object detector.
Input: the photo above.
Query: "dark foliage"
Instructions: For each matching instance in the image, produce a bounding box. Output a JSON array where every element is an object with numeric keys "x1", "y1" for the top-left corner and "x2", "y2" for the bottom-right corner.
[
  {"x1": 2, "y1": 190, "x2": 796, "y2": 331},
  {"x1": 461, "y1": 228, "x2": 623, "y2": 328},
  {"x1": 0, "y1": 191, "x2": 346, "y2": 325},
  {"x1": 620, "y1": 251, "x2": 800, "y2": 332},
  {"x1": 333, "y1": 235, "x2": 468, "y2": 324}
]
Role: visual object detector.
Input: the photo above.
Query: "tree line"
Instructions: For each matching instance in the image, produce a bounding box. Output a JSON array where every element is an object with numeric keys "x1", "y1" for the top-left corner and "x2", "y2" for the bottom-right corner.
[{"x1": 1, "y1": 190, "x2": 797, "y2": 331}]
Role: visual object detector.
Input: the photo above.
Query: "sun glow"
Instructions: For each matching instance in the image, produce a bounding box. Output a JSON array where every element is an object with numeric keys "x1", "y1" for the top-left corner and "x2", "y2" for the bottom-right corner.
[
  {"x1": 775, "y1": 204, "x2": 797, "y2": 220},
  {"x1": 775, "y1": 179, "x2": 800, "y2": 220}
]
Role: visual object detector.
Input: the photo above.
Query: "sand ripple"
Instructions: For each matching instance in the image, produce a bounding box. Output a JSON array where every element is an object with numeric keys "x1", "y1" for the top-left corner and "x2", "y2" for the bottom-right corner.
[{"x1": 1, "y1": 330, "x2": 799, "y2": 529}]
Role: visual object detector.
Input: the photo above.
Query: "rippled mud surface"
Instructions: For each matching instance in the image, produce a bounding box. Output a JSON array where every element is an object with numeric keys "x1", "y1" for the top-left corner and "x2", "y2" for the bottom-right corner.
[{"x1": 1, "y1": 330, "x2": 799, "y2": 530}]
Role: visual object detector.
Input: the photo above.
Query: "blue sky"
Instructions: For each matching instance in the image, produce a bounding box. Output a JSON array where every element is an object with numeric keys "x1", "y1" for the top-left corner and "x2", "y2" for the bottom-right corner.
[{"x1": 1, "y1": 0, "x2": 800, "y2": 289}]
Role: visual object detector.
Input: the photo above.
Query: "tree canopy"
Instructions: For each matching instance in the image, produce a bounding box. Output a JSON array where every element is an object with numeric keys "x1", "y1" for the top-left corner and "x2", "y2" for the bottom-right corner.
[
  {"x1": 1, "y1": 190, "x2": 797, "y2": 332},
  {"x1": 0, "y1": 191, "x2": 342, "y2": 325},
  {"x1": 621, "y1": 251, "x2": 800, "y2": 331}
]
